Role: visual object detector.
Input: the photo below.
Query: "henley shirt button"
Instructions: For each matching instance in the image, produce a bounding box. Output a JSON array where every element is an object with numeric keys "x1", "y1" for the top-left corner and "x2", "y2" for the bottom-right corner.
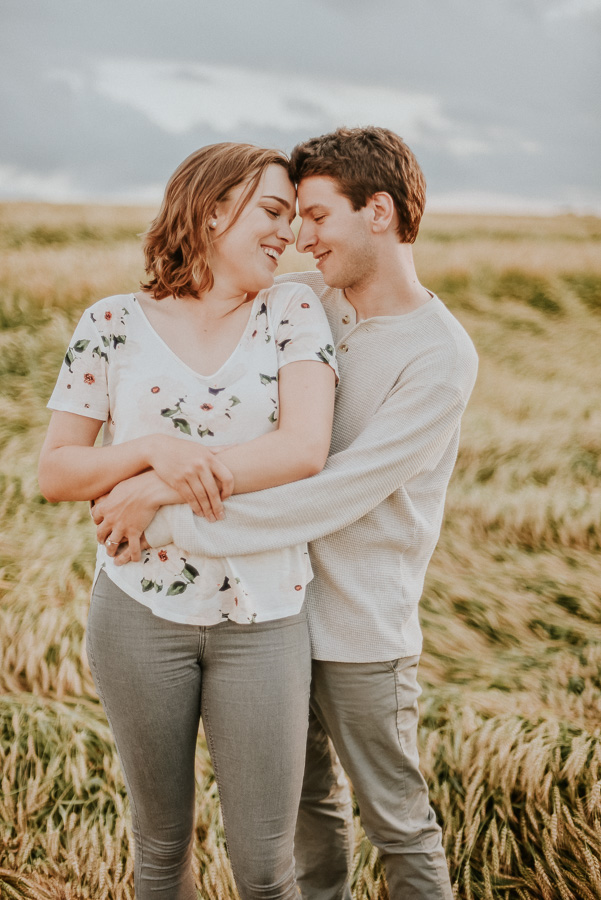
[
  {"x1": 339, "y1": 343, "x2": 349, "y2": 353},
  {"x1": 342, "y1": 314, "x2": 351, "y2": 324}
]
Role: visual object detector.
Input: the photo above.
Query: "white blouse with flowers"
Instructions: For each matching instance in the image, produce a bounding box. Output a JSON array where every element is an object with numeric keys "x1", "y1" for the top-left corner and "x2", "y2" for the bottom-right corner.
[{"x1": 48, "y1": 283, "x2": 338, "y2": 626}]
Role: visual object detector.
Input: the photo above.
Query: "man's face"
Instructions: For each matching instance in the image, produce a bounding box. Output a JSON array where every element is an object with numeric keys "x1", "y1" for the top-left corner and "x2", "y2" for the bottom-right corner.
[{"x1": 296, "y1": 176, "x2": 377, "y2": 291}]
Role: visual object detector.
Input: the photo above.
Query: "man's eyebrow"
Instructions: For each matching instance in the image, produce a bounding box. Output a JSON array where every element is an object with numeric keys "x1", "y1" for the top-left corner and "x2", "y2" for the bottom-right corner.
[
  {"x1": 299, "y1": 204, "x2": 325, "y2": 215},
  {"x1": 262, "y1": 194, "x2": 292, "y2": 210}
]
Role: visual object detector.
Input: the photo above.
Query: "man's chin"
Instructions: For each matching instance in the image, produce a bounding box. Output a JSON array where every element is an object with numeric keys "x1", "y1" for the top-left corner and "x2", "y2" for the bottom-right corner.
[{"x1": 321, "y1": 273, "x2": 344, "y2": 290}]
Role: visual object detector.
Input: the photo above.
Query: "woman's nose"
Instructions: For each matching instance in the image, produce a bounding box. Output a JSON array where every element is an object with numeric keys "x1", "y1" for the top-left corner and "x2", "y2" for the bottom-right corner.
[
  {"x1": 278, "y1": 220, "x2": 295, "y2": 245},
  {"x1": 296, "y1": 221, "x2": 315, "y2": 253}
]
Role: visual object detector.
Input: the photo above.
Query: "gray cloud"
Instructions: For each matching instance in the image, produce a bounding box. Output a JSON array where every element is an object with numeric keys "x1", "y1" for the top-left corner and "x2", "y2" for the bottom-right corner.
[{"x1": 1, "y1": 0, "x2": 599, "y2": 209}]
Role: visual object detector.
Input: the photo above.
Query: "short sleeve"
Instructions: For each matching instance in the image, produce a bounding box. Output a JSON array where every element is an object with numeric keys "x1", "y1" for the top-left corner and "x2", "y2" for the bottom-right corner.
[
  {"x1": 47, "y1": 307, "x2": 110, "y2": 421},
  {"x1": 270, "y1": 283, "x2": 338, "y2": 380}
]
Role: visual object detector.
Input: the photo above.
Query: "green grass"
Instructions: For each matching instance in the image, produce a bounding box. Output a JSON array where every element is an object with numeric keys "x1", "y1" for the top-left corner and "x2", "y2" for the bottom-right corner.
[{"x1": 1, "y1": 203, "x2": 601, "y2": 898}]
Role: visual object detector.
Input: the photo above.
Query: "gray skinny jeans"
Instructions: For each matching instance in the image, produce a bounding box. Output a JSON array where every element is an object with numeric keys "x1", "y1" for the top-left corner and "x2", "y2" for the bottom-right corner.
[
  {"x1": 295, "y1": 657, "x2": 453, "y2": 900},
  {"x1": 86, "y1": 570, "x2": 310, "y2": 900}
]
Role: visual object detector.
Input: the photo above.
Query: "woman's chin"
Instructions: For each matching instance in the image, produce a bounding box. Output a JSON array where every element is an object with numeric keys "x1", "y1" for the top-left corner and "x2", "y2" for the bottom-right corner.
[{"x1": 245, "y1": 273, "x2": 275, "y2": 293}]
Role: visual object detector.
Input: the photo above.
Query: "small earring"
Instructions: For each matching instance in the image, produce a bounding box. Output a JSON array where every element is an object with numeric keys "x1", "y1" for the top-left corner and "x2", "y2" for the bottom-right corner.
[{"x1": 209, "y1": 219, "x2": 217, "y2": 229}]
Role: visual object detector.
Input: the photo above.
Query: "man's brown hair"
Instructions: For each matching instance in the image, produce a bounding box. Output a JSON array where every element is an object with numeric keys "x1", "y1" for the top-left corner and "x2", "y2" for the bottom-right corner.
[
  {"x1": 290, "y1": 126, "x2": 426, "y2": 243},
  {"x1": 141, "y1": 143, "x2": 290, "y2": 300}
]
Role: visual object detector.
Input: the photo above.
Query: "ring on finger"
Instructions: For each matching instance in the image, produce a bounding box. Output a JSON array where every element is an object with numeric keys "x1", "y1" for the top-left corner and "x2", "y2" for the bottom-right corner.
[{"x1": 105, "y1": 539, "x2": 121, "y2": 546}]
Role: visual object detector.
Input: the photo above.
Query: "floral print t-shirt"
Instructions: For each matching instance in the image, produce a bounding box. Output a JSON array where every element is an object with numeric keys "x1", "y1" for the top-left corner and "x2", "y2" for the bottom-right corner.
[{"x1": 48, "y1": 284, "x2": 338, "y2": 626}]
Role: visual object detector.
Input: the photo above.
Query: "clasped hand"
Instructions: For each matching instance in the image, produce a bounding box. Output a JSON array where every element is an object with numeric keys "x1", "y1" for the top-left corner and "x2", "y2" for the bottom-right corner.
[
  {"x1": 92, "y1": 437, "x2": 234, "y2": 564},
  {"x1": 147, "y1": 434, "x2": 234, "y2": 520}
]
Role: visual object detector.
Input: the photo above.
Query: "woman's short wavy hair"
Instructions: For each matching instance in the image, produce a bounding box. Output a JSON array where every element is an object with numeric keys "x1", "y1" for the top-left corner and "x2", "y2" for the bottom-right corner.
[{"x1": 141, "y1": 143, "x2": 290, "y2": 300}]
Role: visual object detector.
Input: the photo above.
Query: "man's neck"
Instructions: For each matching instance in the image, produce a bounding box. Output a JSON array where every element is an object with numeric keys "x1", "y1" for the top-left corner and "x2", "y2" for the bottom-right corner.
[{"x1": 343, "y1": 244, "x2": 431, "y2": 321}]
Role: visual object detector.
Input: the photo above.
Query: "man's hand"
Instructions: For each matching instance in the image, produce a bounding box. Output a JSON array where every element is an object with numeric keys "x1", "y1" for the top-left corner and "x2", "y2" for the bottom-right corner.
[
  {"x1": 112, "y1": 532, "x2": 151, "y2": 567},
  {"x1": 92, "y1": 472, "x2": 167, "y2": 562}
]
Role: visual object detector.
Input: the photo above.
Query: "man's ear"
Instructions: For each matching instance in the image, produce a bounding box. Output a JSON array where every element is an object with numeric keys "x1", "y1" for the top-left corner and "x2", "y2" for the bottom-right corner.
[{"x1": 367, "y1": 192, "x2": 395, "y2": 233}]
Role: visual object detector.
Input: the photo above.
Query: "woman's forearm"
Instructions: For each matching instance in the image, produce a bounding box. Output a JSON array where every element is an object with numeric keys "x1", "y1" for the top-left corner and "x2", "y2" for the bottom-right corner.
[
  {"x1": 216, "y1": 429, "x2": 328, "y2": 494},
  {"x1": 38, "y1": 434, "x2": 159, "y2": 503}
]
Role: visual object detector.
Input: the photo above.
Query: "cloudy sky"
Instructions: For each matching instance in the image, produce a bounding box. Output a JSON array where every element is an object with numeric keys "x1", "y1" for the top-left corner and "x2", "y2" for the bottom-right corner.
[{"x1": 1, "y1": 0, "x2": 600, "y2": 212}]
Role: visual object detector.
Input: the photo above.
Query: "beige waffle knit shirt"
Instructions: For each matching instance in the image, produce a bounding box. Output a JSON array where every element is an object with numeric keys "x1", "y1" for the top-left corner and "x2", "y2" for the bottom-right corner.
[{"x1": 146, "y1": 271, "x2": 479, "y2": 662}]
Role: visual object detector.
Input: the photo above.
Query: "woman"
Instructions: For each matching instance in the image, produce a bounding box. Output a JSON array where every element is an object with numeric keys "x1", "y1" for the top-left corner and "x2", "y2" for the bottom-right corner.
[{"x1": 38, "y1": 143, "x2": 338, "y2": 900}]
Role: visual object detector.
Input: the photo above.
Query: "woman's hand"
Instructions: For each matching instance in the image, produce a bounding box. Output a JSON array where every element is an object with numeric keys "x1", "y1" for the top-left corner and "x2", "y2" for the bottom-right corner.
[
  {"x1": 147, "y1": 435, "x2": 234, "y2": 520},
  {"x1": 93, "y1": 472, "x2": 169, "y2": 561}
]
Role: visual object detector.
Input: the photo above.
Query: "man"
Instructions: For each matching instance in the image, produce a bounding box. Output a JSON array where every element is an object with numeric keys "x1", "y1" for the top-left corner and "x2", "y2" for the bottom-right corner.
[{"x1": 95, "y1": 126, "x2": 478, "y2": 898}]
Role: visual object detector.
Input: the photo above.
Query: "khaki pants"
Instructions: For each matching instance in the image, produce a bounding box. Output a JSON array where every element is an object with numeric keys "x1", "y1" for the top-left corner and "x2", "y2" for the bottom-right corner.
[{"x1": 295, "y1": 657, "x2": 452, "y2": 900}]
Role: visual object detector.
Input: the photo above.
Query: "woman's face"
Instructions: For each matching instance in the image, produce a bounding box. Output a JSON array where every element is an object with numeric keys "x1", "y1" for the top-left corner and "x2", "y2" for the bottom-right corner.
[{"x1": 209, "y1": 164, "x2": 296, "y2": 296}]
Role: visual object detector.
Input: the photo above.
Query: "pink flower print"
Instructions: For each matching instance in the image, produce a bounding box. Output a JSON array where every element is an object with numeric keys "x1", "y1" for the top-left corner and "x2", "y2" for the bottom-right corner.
[
  {"x1": 301, "y1": 302, "x2": 310, "y2": 309},
  {"x1": 104, "y1": 311, "x2": 112, "y2": 320},
  {"x1": 151, "y1": 386, "x2": 160, "y2": 393},
  {"x1": 295, "y1": 584, "x2": 302, "y2": 591},
  {"x1": 201, "y1": 403, "x2": 213, "y2": 411},
  {"x1": 158, "y1": 550, "x2": 168, "y2": 562},
  {"x1": 83, "y1": 373, "x2": 95, "y2": 385}
]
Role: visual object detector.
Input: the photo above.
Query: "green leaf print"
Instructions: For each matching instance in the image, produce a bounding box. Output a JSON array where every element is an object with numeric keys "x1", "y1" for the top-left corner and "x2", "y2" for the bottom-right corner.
[
  {"x1": 268, "y1": 410, "x2": 277, "y2": 423},
  {"x1": 64, "y1": 338, "x2": 92, "y2": 372},
  {"x1": 259, "y1": 373, "x2": 278, "y2": 385},
  {"x1": 316, "y1": 345, "x2": 335, "y2": 364},
  {"x1": 141, "y1": 578, "x2": 155, "y2": 592},
  {"x1": 197, "y1": 426, "x2": 214, "y2": 438},
  {"x1": 112, "y1": 334, "x2": 127, "y2": 348},
  {"x1": 161, "y1": 401, "x2": 191, "y2": 434},
  {"x1": 229, "y1": 396, "x2": 241, "y2": 407},
  {"x1": 91, "y1": 346, "x2": 109, "y2": 363},
  {"x1": 101, "y1": 335, "x2": 110, "y2": 347},
  {"x1": 182, "y1": 562, "x2": 200, "y2": 583},
  {"x1": 166, "y1": 581, "x2": 188, "y2": 596},
  {"x1": 172, "y1": 418, "x2": 192, "y2": 435}
]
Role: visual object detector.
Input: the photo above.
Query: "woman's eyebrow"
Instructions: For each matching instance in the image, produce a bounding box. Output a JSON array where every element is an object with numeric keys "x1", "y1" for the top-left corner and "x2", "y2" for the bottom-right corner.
[{"x1": 262, "y1": 195, "x2": 292, "y2": 210}]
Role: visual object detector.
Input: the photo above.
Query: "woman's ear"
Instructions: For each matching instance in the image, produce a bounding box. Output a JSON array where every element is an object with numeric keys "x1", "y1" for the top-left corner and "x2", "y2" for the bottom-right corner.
[
  {"x1": 367, "y1": 191, "x2": 395, "y2": 233},
  {"x1": 208, "y1": 205, "x2": 220, "y2": 229}
]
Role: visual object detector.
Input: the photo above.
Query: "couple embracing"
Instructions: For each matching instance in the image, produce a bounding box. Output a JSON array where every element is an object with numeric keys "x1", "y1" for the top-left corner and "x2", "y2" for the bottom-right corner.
[{"x1": 39, "y1": 126, "x2": 478, "y2": 899}]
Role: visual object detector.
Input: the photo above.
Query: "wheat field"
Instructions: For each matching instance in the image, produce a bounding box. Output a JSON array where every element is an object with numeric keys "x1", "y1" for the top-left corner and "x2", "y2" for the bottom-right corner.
[{"x1": 1, "y1": 202, "x2": 600, "y2": 899}]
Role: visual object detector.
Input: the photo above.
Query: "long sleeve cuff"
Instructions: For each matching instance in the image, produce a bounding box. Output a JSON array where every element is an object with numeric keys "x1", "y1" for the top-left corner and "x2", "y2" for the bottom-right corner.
[{"x1": 145, "y1": 506, "x2": 174, "y2": 548}]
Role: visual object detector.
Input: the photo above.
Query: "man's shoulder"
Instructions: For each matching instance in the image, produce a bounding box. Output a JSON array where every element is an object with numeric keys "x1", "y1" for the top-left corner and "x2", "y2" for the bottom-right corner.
[
  {"x1": 275, "y1": 270, "x2": 327, "y2": 298},
  {"x1": 422, "y1": 296, "x2": 479, "y2": 396},
  {"x1": 430, "y1": 297, "x2": 477, "y2": 358}
]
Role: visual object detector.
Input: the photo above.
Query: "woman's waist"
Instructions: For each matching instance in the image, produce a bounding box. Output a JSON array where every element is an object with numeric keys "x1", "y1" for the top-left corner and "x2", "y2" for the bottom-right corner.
[{"x1": 97, "y1": 541, "x2": 312, "y2": 599}]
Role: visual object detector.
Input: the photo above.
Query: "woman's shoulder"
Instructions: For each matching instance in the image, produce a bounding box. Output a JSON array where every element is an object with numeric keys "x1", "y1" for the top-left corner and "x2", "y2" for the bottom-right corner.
[
  {"x1": 84, "y1": 292, "x2": 136, "y2": 317},
  {"x1": 75, "y1": 293, "x2": 137, "y2": 337},
  {"x1": 260, "y1": 280, "x2": 322, "y2": 317}
]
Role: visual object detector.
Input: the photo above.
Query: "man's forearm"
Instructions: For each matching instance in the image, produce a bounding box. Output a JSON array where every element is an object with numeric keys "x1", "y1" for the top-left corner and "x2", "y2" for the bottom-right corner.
[{"x1": 147, "y1": 381, "x2": 467, "y2": 557}]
